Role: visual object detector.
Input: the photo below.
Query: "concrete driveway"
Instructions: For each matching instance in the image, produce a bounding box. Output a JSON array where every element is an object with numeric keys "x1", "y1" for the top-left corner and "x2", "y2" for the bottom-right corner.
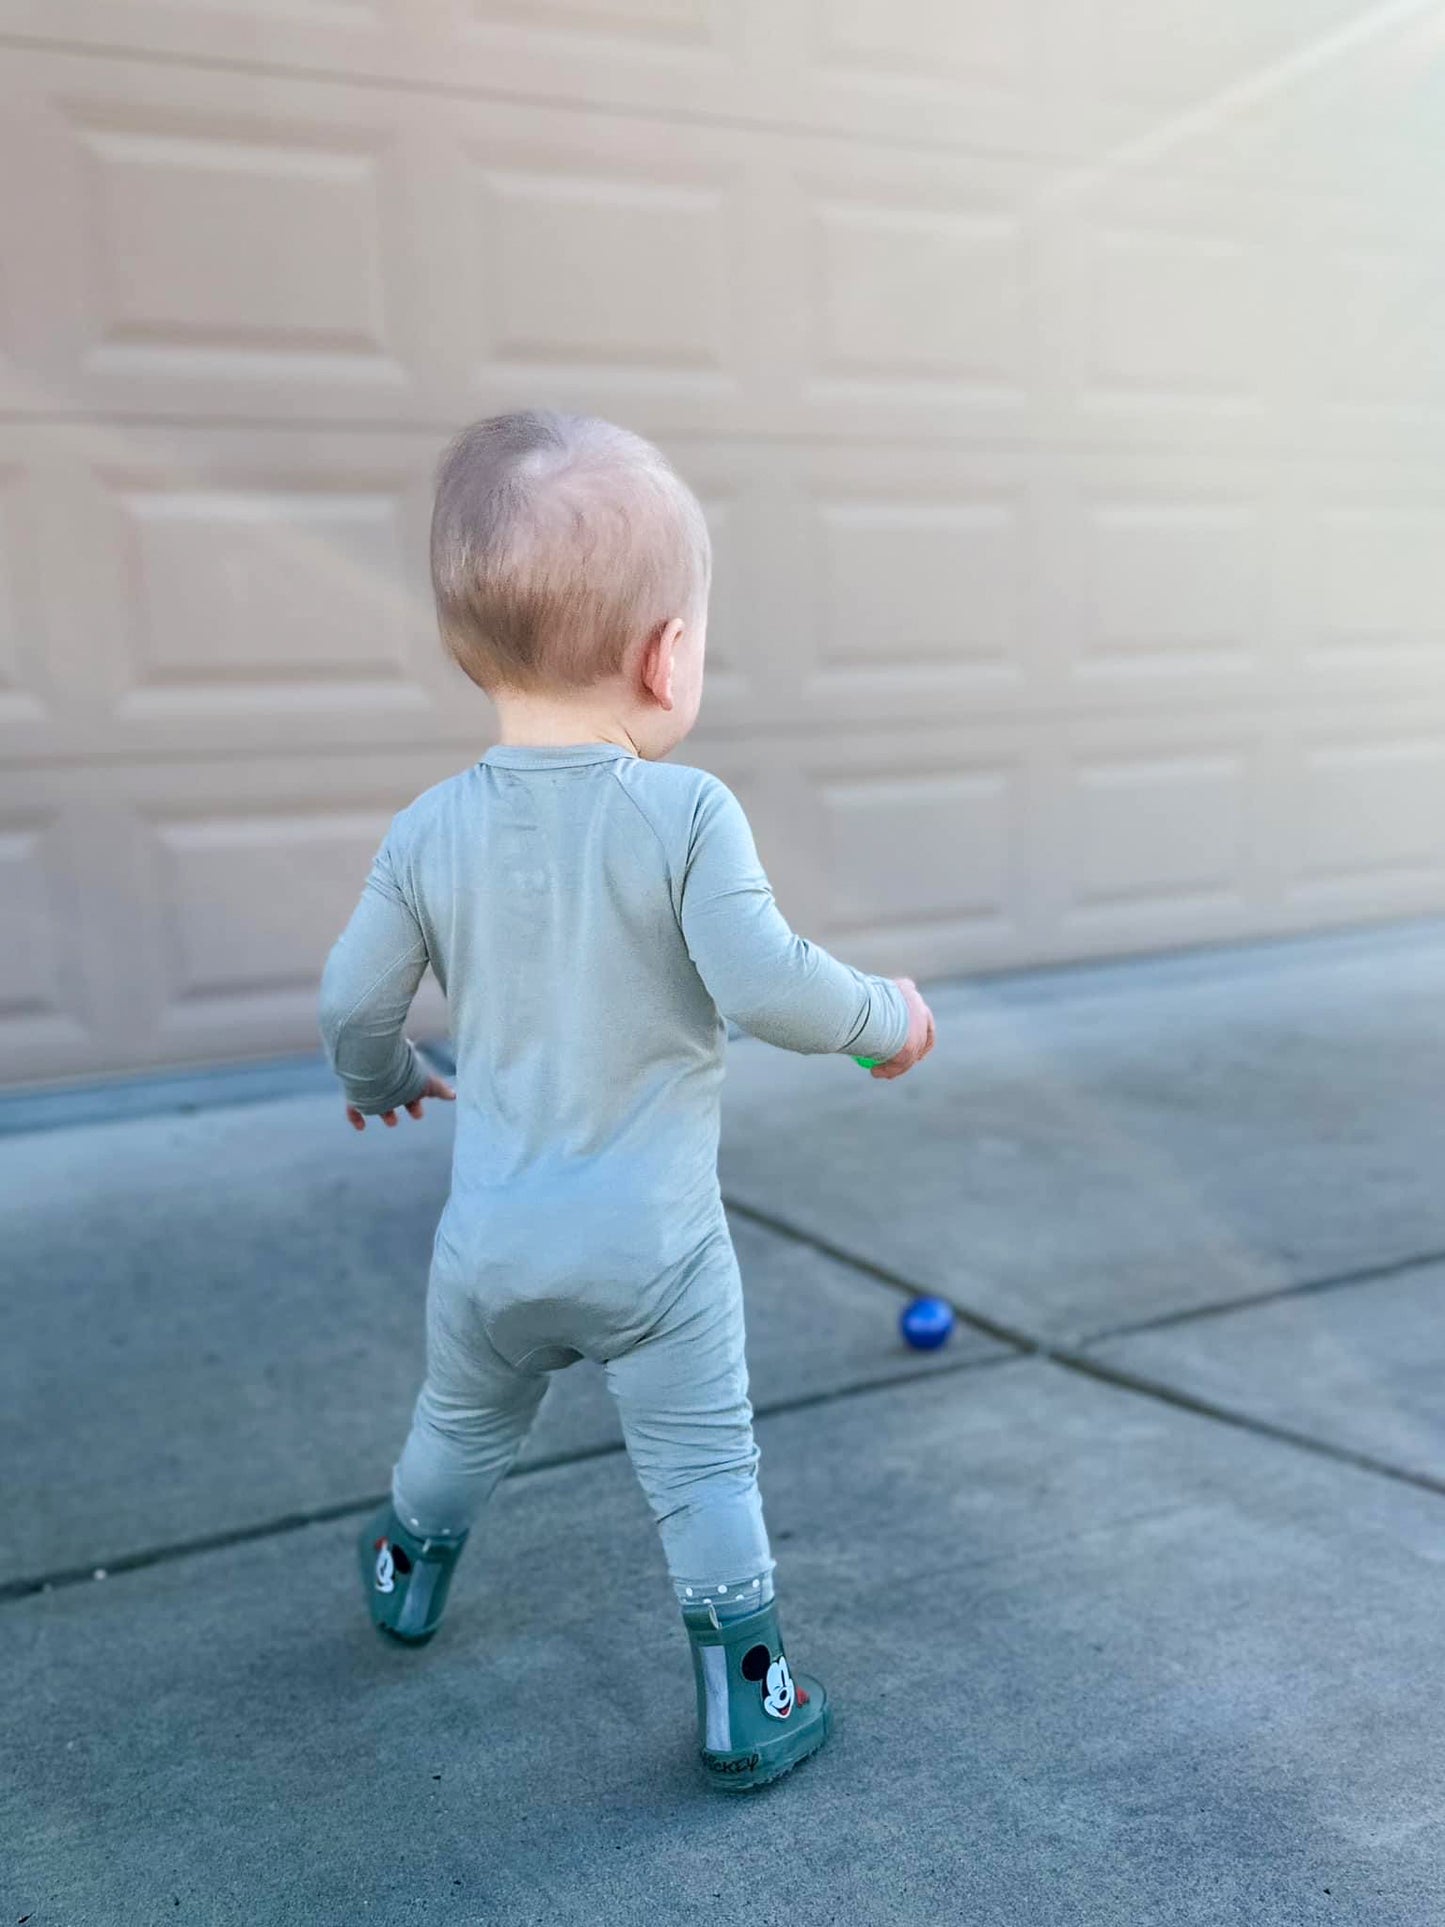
[{"x1": 5, "y1": 921, "x2": 1444, "y2": 1924}]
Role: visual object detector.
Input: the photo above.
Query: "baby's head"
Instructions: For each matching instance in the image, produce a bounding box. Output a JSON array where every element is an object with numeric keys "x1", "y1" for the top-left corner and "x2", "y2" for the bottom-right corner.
[{"x1": 431, "y1": 411, "x2": 712, "y2": 755}]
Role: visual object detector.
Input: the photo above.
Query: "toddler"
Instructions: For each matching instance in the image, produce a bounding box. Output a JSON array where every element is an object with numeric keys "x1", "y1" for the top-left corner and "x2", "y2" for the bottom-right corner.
[{"x1": 319, "y1": 410, "x2": 935, "y2": 1792}]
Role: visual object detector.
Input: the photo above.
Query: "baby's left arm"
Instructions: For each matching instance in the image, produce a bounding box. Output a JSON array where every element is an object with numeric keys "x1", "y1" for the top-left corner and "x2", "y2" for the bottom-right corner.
[{"x1": 319, "y1": 835, "x2": 452, "y2": 1130}]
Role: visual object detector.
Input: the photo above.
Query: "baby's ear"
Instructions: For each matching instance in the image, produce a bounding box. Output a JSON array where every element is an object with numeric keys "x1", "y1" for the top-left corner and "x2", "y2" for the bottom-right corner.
[{"x1": 640, "y1": 616, "x2": 685, "y2": 711}]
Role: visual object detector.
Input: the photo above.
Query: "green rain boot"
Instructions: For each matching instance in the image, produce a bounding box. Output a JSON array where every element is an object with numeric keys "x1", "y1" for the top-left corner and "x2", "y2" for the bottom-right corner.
[
  {"x1": 358, "y1": 1504, "x2": 468, "y2": 1646},
  {"x1": 683, "y1": 1596, "x2": 832, "y2": 1792}
]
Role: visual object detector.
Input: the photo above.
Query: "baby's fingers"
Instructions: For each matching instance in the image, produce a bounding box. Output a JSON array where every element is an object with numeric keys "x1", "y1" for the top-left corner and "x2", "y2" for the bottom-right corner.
[
  {"x1": 404, "y1": 1099, "x2": 425, "y2": 1120},
  {"x1": 380, "y1": 1109, "x2": 399, "y2": 1128}
]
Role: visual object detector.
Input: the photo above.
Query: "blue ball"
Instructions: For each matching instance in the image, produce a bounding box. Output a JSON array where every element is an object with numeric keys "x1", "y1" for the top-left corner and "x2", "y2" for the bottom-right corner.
[{"x1": 900, "y1": 1296, "x2": 955, "y2": 1350}]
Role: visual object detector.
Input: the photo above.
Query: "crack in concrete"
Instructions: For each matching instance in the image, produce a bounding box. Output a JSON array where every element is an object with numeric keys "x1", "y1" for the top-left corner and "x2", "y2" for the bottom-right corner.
[
  {"x1": 0, "y1": 1346, "x2": 1014, "y2": 1605},
  {"x1": 721, "y1": 1197, "x2": 1445, "y2": 1506},
  {"x1": 1078, "y1": 1246, "x2": 1445, "y2": 1345},
  {"x1": 7, "y1": 1192, "x2": 1440, "y2": 1607}
]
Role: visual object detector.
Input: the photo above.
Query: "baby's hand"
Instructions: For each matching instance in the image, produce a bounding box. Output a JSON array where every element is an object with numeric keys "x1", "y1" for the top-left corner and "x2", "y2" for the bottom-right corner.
[
  {"x1": 869, "y1": 978, "x2": 936, "y2": 1080},
  {"x1": 346, "y1": 1071, "x2": 455, "y2": 1132}
]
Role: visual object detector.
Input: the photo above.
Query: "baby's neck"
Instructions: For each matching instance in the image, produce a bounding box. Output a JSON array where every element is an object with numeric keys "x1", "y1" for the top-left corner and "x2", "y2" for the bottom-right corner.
[{"x1": 492, "y1": 684, "x2": 639, "y2": 755}]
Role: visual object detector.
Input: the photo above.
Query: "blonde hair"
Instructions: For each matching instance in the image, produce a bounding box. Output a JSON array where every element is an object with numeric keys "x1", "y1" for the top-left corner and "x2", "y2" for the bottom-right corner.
[{"x1": 430, "y1": 410, "x2": 711, "y2": 694}]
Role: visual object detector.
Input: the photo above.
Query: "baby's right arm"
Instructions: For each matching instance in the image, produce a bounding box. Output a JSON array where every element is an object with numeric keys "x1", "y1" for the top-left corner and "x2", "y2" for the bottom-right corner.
[
  {"x1": 319, "y1": 829, "x2": 449, "y2": 1126},
  {"x1": 678, "y1": 779, "x2": 934, "y2": 1075}
]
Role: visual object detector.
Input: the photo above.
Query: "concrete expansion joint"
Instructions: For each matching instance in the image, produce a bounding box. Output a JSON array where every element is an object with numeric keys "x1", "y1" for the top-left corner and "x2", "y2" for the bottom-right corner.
[
  {"x1": 719, "y1": 1198, "x2": 1445, "y2": 1510},
  {"x1": 7, "y1": 1194, "x2": 1442, "y2": 1607}
]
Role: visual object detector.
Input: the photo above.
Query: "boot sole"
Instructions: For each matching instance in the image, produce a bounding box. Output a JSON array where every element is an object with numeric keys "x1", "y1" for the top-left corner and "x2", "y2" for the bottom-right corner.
[
  {"x1": 375, "y1": 1622, "x2": 436, "y2": 1648},
  {"x1": 701, "y1": 1703, "x2": 832, "y2": 1794}
]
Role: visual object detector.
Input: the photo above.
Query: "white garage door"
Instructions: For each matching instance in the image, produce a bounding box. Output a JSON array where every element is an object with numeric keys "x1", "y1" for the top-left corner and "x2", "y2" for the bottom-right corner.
[{"x1": 3, "y1": 3, "x2": 1444, "y2": 1086}]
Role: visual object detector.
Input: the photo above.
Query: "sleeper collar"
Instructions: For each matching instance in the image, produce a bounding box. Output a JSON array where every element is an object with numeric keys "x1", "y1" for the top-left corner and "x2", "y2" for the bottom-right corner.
[{"x1": 481, "y1": 741, "x2": 639, "y2": 770}]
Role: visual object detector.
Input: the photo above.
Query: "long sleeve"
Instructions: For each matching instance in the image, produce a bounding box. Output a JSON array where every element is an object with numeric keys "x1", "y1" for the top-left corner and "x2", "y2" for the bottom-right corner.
[
  {"x1": 678, "y1": 778, "x2": 910, "y2": 1060},
  {"x1": 318, "y1": 833, "x2": 432, "y2": 1115}
]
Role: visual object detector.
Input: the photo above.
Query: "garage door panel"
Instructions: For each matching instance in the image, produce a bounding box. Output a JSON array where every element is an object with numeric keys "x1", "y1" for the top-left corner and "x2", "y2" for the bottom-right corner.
[
  {"x1": 100, "y1": 462, "x2": 438, "y2": 750},
  {"x1": 81, "y1": 123, "x2": 396, "y2": 379},
  {"x1": 723, "y1": 726, "x2": 1042, "y2": 979},
  {"x1": 813, "y1": 203, "x2": 1027, "y2": 393},
  {"x1": 456, "y1": 125, "x2": 755, "y2": 432},
  {"x1": 34, "y1": 0, "x2": 1425, "y2": 189},
  {"x1": 0, "y1": 457, "x2": 61, "y2": 759},
  {"x1": 4, "y1": 750, "x2": 466, "y2": 1085},
  {"x1": 0, "y1": 766, "x2": 129, "y2": 1085},
  {"x1": 768, "y1": 0, "x2": 1080, "y2": 161},
  {"x1": 742, "y1": 446, "x2": 1302, "y2": 734},
  {"x1": 0, "y1": 219, "x2": 26, "y2": 414},
  {"x1": 1052, "y1": 463, "x2": 1276, "y2": 702},
  {"x1": 802, "y1": 487, "x2": 1035, "y2": 723},
  {"x1": 1, "y1": 50, "x2": 1061, "y2": 447},
  {"x1": 1284, "y1": 726, "x2": 1445, "y2": 915},
  {"x1": 816, "y1": 496, "x2": 1028, "y2": 673},
  {"x1": 454, "y1": 0, "x2": 741, "y2": 65},
  {"x1": 1039, "y1": 166, "x2": 1286, "y2": 450},
  {"x1": 16, "y1": 49, "x2": 1428, "y2": 458},
  {"x1": 0, "y1": 0, "x2": 431, "y2": 79},
  {"x1": 1277, "y1": 187, "x2": 1445, "y2": 457},
  {"x1": 1088, "y1": 0, "x2": 1367, "y2": 119},
  {"x1": 789, "y1": 146, "x2": 1041, "y2": 441},
  {"x1": 20, "y1": 427, "x2": 486, "y2": 761},
  {"x1": 1073, "y1": 0, "x2": 1444, "y2": 196},
  {"x1": 3, "y1": 16, "x2": 1445, "y2": 1086},
  {"x1": 667, "y1": 441, "x2": 774, "y2": 734},
  {"x1": 0, "y1": 1, "x2": 1069, "y2": 164},
  {"x1": 0, "y1": 0, "x2": 753, "y2": 120},
  {"x1": 0, "y1": 51, "x2": 446, "y2": 424},
  {"x1": 1, "y1": 52, "x2": 784, "y2": 437},
  {"x1": 810, "y1": 0, "x2": 1041, "y2": 90},
  {"x1": 0, "y1": 807, "x2": 93, "y2": 1060},
  {"x1": 1059, "y1": 742, "x2": 1260, "y2": 934},
  {"x1": 1050, "y1": 452, "x2": 1445, "y2": 714},
  {"x1": 1072, "y1": 501, "x2": 1265, "y2": 673},
  {"x1": 77, "y1": 427, "x2": 777, "y2": 755},
  {"x1": 817, "y1": 763, "x2": 1022, "y2": 952},
  {"x1": 695, "y1": 444, "x2": 1441, "y2": 736},
  {"x1": 1283, "y1": 480, "x2": 1445, "y2": 697},
  {"x1": 146, "y1": 801, "x2": 405, "y2": 1035},
  {"x1": 767, "y1": 447, "x2": 1037, "y2": 732},
  {"x1": 134, "y1": 828, "x2": 455, "y2": 1070}
]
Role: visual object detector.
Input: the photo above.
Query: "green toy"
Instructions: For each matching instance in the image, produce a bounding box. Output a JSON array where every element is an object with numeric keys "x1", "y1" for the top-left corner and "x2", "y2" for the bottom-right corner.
[{"x1": 854, "y1": 1055, "x2": 880, "y2": 1069}]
